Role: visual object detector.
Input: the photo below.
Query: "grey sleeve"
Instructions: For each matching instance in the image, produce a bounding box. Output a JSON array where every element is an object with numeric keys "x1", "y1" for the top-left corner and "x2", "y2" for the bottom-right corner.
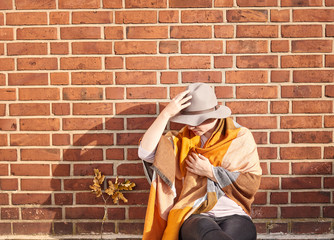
[{"x1": 138, "y1": 143, "x2": 156, "y2": 163}]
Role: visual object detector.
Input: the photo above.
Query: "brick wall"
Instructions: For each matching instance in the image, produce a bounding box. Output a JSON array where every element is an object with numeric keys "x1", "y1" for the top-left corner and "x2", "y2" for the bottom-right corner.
[{"x1": 0, "y1": 0, "x2": 333, "y2": 237}]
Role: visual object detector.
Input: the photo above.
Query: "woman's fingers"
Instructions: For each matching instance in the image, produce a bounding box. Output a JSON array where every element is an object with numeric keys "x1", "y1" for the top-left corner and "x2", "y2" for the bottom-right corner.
[{"x1": 173, "y1": 90, "x2": 190, "y2": 101}]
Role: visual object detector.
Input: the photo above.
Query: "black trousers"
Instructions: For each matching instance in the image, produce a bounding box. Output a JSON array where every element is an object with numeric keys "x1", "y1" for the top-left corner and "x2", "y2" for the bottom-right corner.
[{"x1": 179, "y1": 214, "x2": 257, "y2": 240}]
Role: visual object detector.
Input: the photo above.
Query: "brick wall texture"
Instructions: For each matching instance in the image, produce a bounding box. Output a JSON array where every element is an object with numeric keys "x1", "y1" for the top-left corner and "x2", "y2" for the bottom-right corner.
[{"x1": 0, "y1": 0, "x2": 333, "y2": 237}]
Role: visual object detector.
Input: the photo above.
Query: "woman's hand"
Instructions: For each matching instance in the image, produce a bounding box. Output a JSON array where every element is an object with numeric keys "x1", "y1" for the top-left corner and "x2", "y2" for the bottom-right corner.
[
  {"x1": 162, "y1": 90, "x2": 192, "y2": 119},
  {"x1": 186, "y1": 152, "x2": 217, "y2": 182}
]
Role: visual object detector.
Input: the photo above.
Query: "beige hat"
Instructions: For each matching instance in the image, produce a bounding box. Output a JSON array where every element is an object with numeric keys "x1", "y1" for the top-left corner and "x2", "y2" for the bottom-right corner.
[{"x1": 170, "y1": 83, "x2": 231, "y2": 126}]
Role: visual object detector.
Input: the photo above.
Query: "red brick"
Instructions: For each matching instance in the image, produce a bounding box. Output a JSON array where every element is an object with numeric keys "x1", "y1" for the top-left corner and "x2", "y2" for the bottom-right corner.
[
  {"x1": 60, "y1": 57, "x2": 102, "y2": 70},
  {"x1": 115, "y1": 41, "x2": 156, "y2": 55},
  {"x1": 293, "y1": 9, "x2": 334, "y2": 22},
  {"x1": 292, "y1": 131, "x2": 332, "y2": 143},
  {"x1": 50, "y1": 11, "x2": 69, "y2": 24},
  {"x1": 21, "y1": 149, "x2": 60, "y2": 161},
  {"x1": 324, "y1": 176, "x2": 334, "y2": 188},
  {"x1": 126, "y1": 56, "x2": 167, "y2": 70},
  {"x1": 282, "y1": 25, "x2": 322, "y2": 38},
  {"x1": 10, "y1": 103, "x2": 49, "y2": 116},
  {"x1": 117, "y1": 133, "x2": 142, "y2": 145},
  {"x1": 170, "y1": 0, "x2": 212, "y2": 7},
  {"x1": 127, "y1": 148, "x2": 141, "y2": 160},
  {"x1": 292, "y1": 100, "x2": 332, "y2": 113},
  {"x1": 19, "y1": 88, "x2": 59, "y2": 101},
  {"x1": 0, "y1": 193, "x2": 9, "y2": 205},
  {"x1": 22, "y1": 208, "x2": 61, "y2": 220},
  {"x1": 159, "y1": 10, "x2": 179, "y2": 23},
  {"x1": 129, "y1": 207, "x2": 146, "y2": 219},
  {"x1": 282, "y1": 55, "x2": 322, "y2": 68},
  {"x1": 17, "y1": 58, "x2": 57, "y2": 70},
  {"x1": 0, "y1": 28, "x2": 13, "y2": 40},
  {"x1": 326, "y1": 85, "x2": 334, "y2": 97},
  {"x1": 72, "y1": 11, "x2": 112, "y2": 24},
  {"x1": 281, "y1": 0, "x2": 323, "y2": 6},
  {"x1": 237, "y1": 55, "x2": 278, "y2": 68},
  {"x1": 326, "y1": 25, "x2": 334, "y2": 37},
  {"x1": 10, "y1": 134, "x2": 49, "y2": 146},
  {"x1": 73, "y1": 163, "x2": 113, "y2": 176},
  {"x1": 73, "y1": 134, "x2": 113, "y2": 146},
  {"x1": 106, "y1": 148, "x2": 124, "y2": 160},
  {"x1": 326, "y1": 55, "x2": 334, "y2": 67},
  {"x1": 60, "y1": 27, "x2": 100, "y2": 39},
  {"x1": 63, "y1": 87, "x2": 103, "y2": 100},
  {"x1": 215, "y1": 0, "x2": 233, "y2": 7},
  {"x1": 55, "y1": 193, "x2": 73, "y2": 205},
  {"x1": 76, "y1": 222, "x2": 115, "y2": 234},
  {"x1": 236, "y1": 116, "x2": 277, "y2": 129},
  {"x1": 16, "y1": 0, "x2": 56, "y2": 9},
  {"x1": 324, "y1": 146, "x2": 334, "y2": 159},
  {"x1": 258, "y1": 147, "x2": 277, "y2": 159},
  {"x1": 21, "y1": 179, "x2": 61, "y2": 191},
  {"x1": 0, "y1": 134, "x2": 7, "y2": 146},
  {"x1": 182, "y1": 71, "x2": 222, "y2": 83},
  {"x1": 127, "y1": 117, "x2": 156, "y2": 130},
  {"x1": 116, "y1": 72, "x2": 156, "y2": 85},
  {"x1": 73, "y1": 103, "x2": 113, "y2": 115},
  {"x1": 0, "y1": 89, "x2": 15, "y2": 101},
  {"x1": 227, "y1": 40, "x2": 267, "y2": 54},
  {"x1": 252, "y1": 132, "x2": 267, "y2": 145},
  {"x1": 0, "y1": 58, "x2": 14, "y2": 71},
  {"x1": 170, "y1": 56, "x2": 211, "y2": 69},
  {"x1": 116, "y1": 102, "x2": 156, "y2": 115},
  {"x1": 281, "y1": 147, "x2": 321, "y2": 160},
  {"x1": 52, "y1": 103, "x2": 70, "y2": 115},
  {"x1": 324, "y1": 207, "x2": 334, "y2": 218},
  {"x1": 6, "y1": 12, "x2": 47, "y2": 25},
  {"x1": 282, "y1": 206, "x2": 320, "y2": 218},
  {"x1": 105, "y1": 117, "x2": 124, "y2": 130},
  {"x1": 127, "y1": 87, "x2": 167, "y2": 99},
  {"x1": 52, "y1": 164, "x2": 70, "y2": 176},
  {"x1": 0, "y1": 119, "x2": 17, "y2": 131},
  {"x1": 253, "y1": 192, "x2": 267, "y2": 205},
  {"x1": 51, "y1": 72, "x2": 69, "y2": 85},
  {"x1": 63, "y1": 149, "x2": 103, "y2": 161},
  {"x1": 171, "y1": 26, "x2": 212, "y2": 39},
  {"x1": 292, "y1": 222, "x2": 331, "y2": 234},
  {"x1": 226, "y1": 101, "x2": 268, "y2": 114},
  {"x1": 11, "y1": 164, "x2": 49, "y2": 176},
  {"x1": 282, "y1": 177, "x2": 321, "y2": 189},
  {"x1": 50, "y1": 42, "x2": 69, "y2": 55},
  {"x1": 282, "y1": 85, "x2": 322, "y2": 98},
  {"x1": 270, "y1": 101, "x2": 289, "y2": 113},
  {"x1": 72, "y1": 42, "x2": 113, "y2": 55},
  {"x1": 72, "y1": 72, "x2": 112, "y2": 85},
  {"x1": 270, "y1": 162, "x2": 289, "y2": 175},
  {"x1": 270, "y1": 192, "x2": 288, "y2": 204},
  {"x1": 159, "y1": 41, "x2": 178, "y2": 54},
  {"x1": 270, "y1": 132, "x2": 289, "y2": 144},
  {"x1": 237, "y1": 25, "x2": 278, "y2": 38},
  {"x1": 59, "y1": 0, "x2": 100, "y2": 8},
  {"x1": 13, "y1": 222, "x2": 52, "y2": 235},
  {"x1": 117, "y1": 163, "x2": 144, "y2": 176},
  {"x1": 12, "y1": 193, "x2": 51, "y2": 205},
  {"x1": 293, "y1": 70, "x2": 334, "y2": 83},
  {"x1": 0, "y1": 1, "x2": 12, "y2": 9},
  {"x1": 0, "y1": 149, "x2": 16, "y2": 161},
  {"x1": 271, "y1": 40, "x2": 289, "y2": 52},
  {"x1": 125, "y1": 0, "x2": 166, "y2": 7},
  {"x1": 281, "y1": 116, "x2": 322, "y2": 129},
  {"x1": 251, "y1": 206, "x2": 277, "y2": 218},
  {"x1": 292, "y1": 40, "x2": 332, "y2": 53},
  {"x1": 227, "y1": 10, "x2": 268, "y2": 22},
  {"x1": 292, "y1": 162, "x2": 332, "y2": 175},
  {"x1": 214, "y1": 56, "x2": 233, "y2": 68},
  {"x1": 324, "y1": 116, "x2": 334, "y2": 128},
  {"x1": 226, "y1": 70, "x2": 267, "y2": 83},
  {"x1": 105, "y1": 26, "x2": 123, "y2": 39},
  {"x1": 271, "y1": 70, "x2": 290, "y2": 84},
  {"x1": 66, "y1": 207, "x2": 104, "y2": 219},
  {"x1": 106, "y1": 87, "x2": 125, "y2": 100},
  {"x1": 20, "y1": 118, "x2": 59, "y2": 131},
  {"x1": 181, "y1": 10, "x2": 223, "y2": 23},
  {"x1": 236, "y1": 86, "x2": 277, "y2": 99},
  {"x1": 326, "y1": 0, "x2": 334, "y2": 5},
  {"x1": 237, "y1": 0, "x2": 277, "y2": 6},
  {"x1": 127, "y1": 26, "x2": 168, "y2": 39},
  {"x1": 1, "y1": 208, "x2": 19, "y2": 219},
  {"x1": 62, "y1": 118, "x2": 103, "y2": 130},
  {"x1": 103, "y1": 0, "x2": 122, "y2": 8},
  {"x1": 214, "y1": 25, "x2": 234, "y2": 38},
  {"x1": 181, "y1": 40, "x2": 223, "y2": 54},
  {"x1": 105, "y1": 57, "x2": 124, "y2": 69},
  {"x1": 16, "y1": 27, "x2": 57, "y2": 40},
  {"x1": 52, "y1": 134, "x2": 70, "y2": 146},
  {"x1": 115, "y1": 10, "x2": 156, "y2": 24},
  {"x1": 270, "y1": 9, "x2": 290, "y2": 22}
]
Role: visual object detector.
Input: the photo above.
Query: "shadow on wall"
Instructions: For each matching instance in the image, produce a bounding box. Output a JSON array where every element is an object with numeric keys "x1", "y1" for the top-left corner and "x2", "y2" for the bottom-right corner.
[{"x1": 34, "y1": 102, "x2": 184, "y2": 236}]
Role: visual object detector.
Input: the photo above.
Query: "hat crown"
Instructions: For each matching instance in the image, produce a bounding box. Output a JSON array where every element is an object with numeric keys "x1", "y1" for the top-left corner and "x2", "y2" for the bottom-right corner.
[{"x1": 185, "y1": 83, "x2": 217, "y2": 112}]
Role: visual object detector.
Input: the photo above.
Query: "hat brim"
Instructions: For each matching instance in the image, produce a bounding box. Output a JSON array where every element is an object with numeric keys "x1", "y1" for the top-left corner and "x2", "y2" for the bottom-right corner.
[{"x1": 170, "y1": 105, "x2": 231, "y2": 126}]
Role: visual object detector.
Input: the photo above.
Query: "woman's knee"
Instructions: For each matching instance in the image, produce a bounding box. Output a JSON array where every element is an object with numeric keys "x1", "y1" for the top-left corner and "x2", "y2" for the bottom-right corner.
[{"x1": 180, "y1": 215, "x2": 221, "y2": 240}]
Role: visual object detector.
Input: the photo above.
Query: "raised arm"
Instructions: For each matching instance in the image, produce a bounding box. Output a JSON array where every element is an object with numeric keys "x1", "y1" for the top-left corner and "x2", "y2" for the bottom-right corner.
[{"x1": 140, "y1": 90, "x2": 192, "y2": 153}]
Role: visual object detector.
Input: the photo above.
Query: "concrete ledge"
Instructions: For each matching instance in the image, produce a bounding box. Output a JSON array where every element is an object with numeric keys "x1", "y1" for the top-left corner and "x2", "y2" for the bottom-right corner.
[{"x1": 1, "y1": 234, "x2": 334, "y2": 240}]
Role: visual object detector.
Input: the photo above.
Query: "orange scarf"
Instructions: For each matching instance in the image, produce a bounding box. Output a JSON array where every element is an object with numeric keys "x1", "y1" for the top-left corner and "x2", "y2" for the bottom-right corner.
[{"x1": 142, "y1": 118, "x2": 262, "y2": 240}]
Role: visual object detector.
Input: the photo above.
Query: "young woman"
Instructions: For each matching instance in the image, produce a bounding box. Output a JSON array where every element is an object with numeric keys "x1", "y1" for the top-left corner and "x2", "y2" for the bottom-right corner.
[{"x1": 139, "y1": 83, "x2": 262, "y2": 240}]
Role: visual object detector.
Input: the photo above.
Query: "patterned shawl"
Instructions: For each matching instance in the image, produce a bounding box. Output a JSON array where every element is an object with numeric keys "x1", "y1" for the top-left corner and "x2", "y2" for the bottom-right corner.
[{"x1": 142, "y1": 118, "x2": 262, "y2": 240}]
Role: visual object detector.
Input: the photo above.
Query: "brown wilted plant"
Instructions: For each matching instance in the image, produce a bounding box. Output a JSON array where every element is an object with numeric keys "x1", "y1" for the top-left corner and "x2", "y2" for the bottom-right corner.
[{"x1": 90, "y1": 168, "x2": 136, "y2": 238}]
